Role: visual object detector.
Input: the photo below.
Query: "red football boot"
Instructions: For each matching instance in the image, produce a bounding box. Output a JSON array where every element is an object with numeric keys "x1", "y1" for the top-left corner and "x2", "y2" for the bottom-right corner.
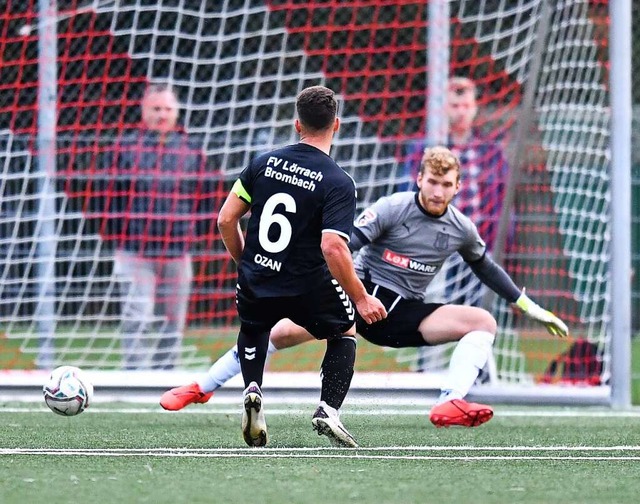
[
  {"x1": 429, "y1": 398, "x2": 493, "y2": 428},
  {"x1": 160, "y1": 382, "x2": 214, "y2": 411}
]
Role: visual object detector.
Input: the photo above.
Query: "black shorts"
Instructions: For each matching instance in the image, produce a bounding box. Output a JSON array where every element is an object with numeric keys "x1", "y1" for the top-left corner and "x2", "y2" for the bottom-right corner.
[
  {"x1": 236, "y1": 276, "x2": 355, "y2": 340},
  {"x1": 356, "y1": 280, "x2": 442, "y2": 348}
]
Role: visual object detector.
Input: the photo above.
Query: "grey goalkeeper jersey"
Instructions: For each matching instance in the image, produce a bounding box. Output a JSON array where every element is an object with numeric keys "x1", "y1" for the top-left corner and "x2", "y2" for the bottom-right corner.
[{"x1": 352, "y1": 192, "x2": 486, "y2": 300}]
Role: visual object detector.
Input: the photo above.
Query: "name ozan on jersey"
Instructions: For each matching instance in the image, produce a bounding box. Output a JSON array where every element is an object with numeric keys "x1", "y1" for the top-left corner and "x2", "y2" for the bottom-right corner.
[{"x1": 382, "y1": 249, "x2": 437, "y2": 274}]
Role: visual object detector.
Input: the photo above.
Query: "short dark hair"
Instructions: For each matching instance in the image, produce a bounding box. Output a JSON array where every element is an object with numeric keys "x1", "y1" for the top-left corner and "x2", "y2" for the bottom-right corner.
[{"x1": 296, "y1": 86, "x2": 337, "y2": 132}]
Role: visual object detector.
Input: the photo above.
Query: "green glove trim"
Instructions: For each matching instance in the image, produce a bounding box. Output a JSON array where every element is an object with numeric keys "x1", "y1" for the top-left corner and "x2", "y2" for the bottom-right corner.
[{"x1": 515, "y1": 292, "x2": 533, "y2": 312}]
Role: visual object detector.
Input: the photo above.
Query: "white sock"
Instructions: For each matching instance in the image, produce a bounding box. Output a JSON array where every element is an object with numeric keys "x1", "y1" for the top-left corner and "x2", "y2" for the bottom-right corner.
[
  {"x1": 197, "y1": 341, "x2": 278, "y2": 393},
  {"x1": 319, "y1": 400, "x2": 339, "y2": 417},
  {"x1": 437, "y1": 330, "x2": 495, "y2": 405}
]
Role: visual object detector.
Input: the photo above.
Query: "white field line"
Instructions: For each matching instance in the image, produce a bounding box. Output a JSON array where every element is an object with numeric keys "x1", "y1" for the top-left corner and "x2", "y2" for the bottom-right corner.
[
  {"x1": 4, "y1": 446, "x2": 640, "y2": 452},
  {"x1": 1, "y1": 448, "x2": 639, "y2": 461},
  {"x1": 3, "y1": 407, "x2": 640, "y2": 418}
]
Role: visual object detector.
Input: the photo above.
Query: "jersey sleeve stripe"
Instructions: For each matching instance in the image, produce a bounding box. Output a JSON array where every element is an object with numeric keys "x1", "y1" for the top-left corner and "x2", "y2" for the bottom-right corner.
[
  {"x1": 231, "y1": 179, "x2": 251, "y2": 204},
  {"x1": 322, "y1": 228, "x2": 351, "y2": 242}
]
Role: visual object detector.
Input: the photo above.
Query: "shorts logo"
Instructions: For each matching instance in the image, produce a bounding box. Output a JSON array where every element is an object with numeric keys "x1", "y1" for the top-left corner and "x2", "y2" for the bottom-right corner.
[
  {"x1": 355, "y1": 208, "x2": 377, "y2": 227},
  {"x1": 382, "y1": 249, "x2": 437, "y2": 274},
  {"x1": 434, "y1": 232, "x2": 450, "y2": 251}
]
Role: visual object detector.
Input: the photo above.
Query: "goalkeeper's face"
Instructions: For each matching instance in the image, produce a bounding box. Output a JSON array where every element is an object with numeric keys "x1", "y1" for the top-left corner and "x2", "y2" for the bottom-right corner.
[
  {"x1": 416, "y1": 167, "x2": 459, "y2": 217},
  {"x1": 142, "y1": 90, "x2": 179, "y2": 133}
]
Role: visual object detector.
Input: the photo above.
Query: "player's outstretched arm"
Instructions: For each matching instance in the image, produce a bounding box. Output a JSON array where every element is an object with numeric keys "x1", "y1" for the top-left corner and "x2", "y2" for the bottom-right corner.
[
  {"x1": 515, "y1": 288, "x2": 568, "y2": 338},
  {"x1": 321, "y1": 232, "x2": 387, "y2": 325},
  {"x1": 468, "y1": 254, "x2": 568, "y2": 338}
]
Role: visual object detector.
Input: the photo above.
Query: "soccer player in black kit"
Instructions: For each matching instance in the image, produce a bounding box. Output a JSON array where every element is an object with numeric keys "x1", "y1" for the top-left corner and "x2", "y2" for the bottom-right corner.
[
  {"x1": 164, "y1": 146, "x2": 568, "y2": 431},
  {"x1": 216, "y1": 86, "x2": 386, "y2": 447}
]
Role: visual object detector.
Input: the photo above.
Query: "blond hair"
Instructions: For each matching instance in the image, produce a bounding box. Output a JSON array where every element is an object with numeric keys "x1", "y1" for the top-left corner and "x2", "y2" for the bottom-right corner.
[{"x1": 420, "y1": 146, "x2": 461, "y2": 181}]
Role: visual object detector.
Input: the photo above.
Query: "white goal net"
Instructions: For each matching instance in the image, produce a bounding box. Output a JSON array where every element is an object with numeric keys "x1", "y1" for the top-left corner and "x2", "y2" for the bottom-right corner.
[{"x1": 0, "y1": 0, "x2": 614, "y2": 403}]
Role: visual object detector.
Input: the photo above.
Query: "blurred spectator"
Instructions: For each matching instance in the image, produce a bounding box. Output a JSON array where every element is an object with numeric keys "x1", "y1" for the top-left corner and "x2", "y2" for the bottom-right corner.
[
  {"x1": 102, "y1": 83, "x2": 214, "y2": 369},
  {"x1": 401, "y1": 77, "x2": 510, "y2": 307}
]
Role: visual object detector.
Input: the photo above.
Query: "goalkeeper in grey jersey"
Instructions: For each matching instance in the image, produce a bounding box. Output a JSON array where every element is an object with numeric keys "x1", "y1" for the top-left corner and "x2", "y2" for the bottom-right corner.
[{"x1": 161, "y1": 146, "x2": 568, "y2": 428}]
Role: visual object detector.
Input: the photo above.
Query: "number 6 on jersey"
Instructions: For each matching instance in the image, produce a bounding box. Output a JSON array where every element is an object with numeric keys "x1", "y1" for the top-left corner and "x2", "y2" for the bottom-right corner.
[{"x1": 258, "y1": 193, "x2": 296, "y2": 254}]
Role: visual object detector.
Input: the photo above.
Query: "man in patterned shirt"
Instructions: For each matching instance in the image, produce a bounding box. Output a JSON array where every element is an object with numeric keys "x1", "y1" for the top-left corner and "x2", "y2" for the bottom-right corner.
[
  {"x1": 401, "y1": 77, "x2": 509, "y2": 307},
  {"x1": 104, "y1": 84, "x2": 215, "y2": 370},
  {"x1": 161, "y1": 146, "x2": 567, "y2": 429}
]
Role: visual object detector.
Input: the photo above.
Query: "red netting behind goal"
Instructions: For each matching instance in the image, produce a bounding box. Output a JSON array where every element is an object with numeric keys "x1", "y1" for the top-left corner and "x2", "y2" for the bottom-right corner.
[{"x1": 0, "y1": 1, "x2": 611, "y2": 387}]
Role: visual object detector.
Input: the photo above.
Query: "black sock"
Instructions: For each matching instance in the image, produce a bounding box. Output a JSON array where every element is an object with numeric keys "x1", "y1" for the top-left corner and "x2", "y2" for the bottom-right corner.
[
  {"x1": 237, "y1": 325, "x2": 270, "y2": 389},
  {"x1": 320, "y1": 337, "x2": 356, "y2": 410}
]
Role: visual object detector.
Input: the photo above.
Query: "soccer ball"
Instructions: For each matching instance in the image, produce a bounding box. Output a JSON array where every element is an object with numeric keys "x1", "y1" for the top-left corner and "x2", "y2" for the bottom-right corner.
[{"x1": 43, "y1": 365, "x2": 94, "y2": 416}]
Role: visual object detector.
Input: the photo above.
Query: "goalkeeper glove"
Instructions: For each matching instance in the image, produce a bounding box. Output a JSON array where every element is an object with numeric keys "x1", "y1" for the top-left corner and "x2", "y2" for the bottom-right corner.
[{"x1": 515, "y1": 289, "x2": 569, "y2": 338}]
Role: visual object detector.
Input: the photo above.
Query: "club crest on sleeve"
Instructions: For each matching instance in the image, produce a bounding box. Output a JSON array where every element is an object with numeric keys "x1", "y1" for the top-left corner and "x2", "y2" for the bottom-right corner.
[{"x1": 355, "y1": 209, "x2": 376, "y2": 227}]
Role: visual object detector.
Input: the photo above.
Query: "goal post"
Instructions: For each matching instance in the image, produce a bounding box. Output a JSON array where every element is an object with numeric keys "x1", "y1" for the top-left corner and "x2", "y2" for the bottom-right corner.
[
  {"x1": 609, "y1": 0, "x2": 633, "y2": 409},
  {"x1": 0, "y1": 0, "x2": 628, "y2": 406}
]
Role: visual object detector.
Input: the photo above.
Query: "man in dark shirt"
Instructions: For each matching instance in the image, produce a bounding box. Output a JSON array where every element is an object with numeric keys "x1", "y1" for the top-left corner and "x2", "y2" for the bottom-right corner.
[
  {"x1": 105, "y1": 84, "x2": 213, "y2": 370},
  {"x1": 216, "y1": 85, "x2": 386, "y2": 447}
]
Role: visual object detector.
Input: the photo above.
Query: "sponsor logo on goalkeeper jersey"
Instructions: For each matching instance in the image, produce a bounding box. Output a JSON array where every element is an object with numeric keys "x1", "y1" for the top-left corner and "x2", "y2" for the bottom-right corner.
[
  {"x1": 264, "y1": 156, "x2": 322, "y2": 192},
  {"x1": 382, "y1": 249, "x2": 437, "y2": 274}
]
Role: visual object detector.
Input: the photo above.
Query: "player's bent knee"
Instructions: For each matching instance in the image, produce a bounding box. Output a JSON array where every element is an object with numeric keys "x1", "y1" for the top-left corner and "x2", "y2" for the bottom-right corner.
[
  {"x1": 472, "y1": 308, "x2": 497, "y2": 335},
  {"x1": 270, "y1": 319, "x2": 315, "y2": 350}
]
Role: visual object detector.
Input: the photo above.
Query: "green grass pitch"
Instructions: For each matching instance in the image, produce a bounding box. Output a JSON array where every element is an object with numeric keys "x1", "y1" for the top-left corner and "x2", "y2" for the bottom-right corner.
[{"x1": 2, "y1": 403, "x2": 640, "y2": 504}]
